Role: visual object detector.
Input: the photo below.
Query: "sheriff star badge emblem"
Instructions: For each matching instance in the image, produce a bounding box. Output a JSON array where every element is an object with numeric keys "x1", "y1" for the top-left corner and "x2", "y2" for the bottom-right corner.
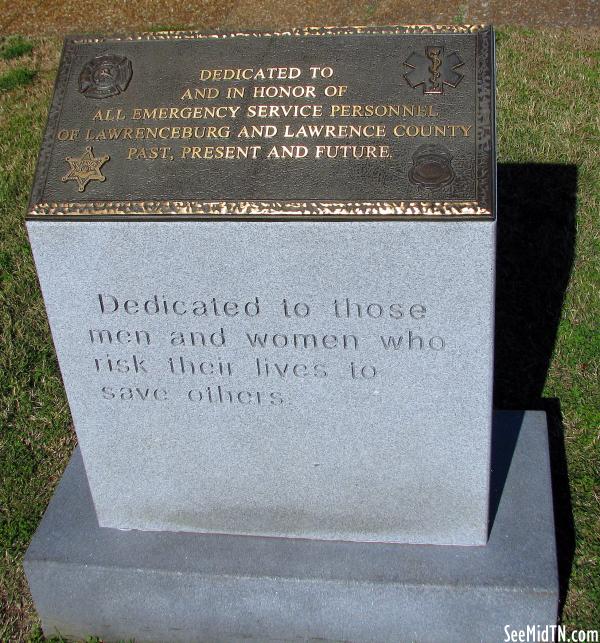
[{"x1": 61, "y1": 146, "x2": 110, "y2": 192}]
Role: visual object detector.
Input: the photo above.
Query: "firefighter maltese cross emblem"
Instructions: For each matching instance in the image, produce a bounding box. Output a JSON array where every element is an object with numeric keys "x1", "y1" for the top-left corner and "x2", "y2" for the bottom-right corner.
[
  {"x1": 61, "y1": 146, "x2": 110, "y2": 192},
  {"x1": 79, "y1": 54, "x2": 132, "y2": 99},
  {"x1": 403, "y1": 46, "x2": 464, "y2": 95}
]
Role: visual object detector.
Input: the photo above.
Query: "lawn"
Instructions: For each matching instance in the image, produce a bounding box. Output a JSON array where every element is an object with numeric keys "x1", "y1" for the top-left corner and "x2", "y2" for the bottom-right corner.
[{"x1": 0, "y1": 27, "x2": 599, "y2": 640}]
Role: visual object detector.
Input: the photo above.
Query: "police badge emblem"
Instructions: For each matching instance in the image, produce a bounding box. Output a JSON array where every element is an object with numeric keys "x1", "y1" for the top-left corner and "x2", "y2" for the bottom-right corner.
[
  {"x1": 408, "y1": 144, "x2": 455, "y2": 188},
  {"x1": 79, "y1": 54, "x2": 132, "y2": 99}
]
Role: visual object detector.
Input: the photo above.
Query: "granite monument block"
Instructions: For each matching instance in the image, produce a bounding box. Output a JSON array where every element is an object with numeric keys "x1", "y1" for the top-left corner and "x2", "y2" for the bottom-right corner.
[
  {"x1": 27, "y1": 25, "x2": 496, "y2": 545},
  {"x1": 23, "y1": 25, "x2": 558, "y2": 641}
]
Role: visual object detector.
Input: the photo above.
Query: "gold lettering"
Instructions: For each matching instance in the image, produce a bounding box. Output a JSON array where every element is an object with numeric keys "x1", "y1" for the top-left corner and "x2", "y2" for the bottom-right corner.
[
  {"x1": 199, "y1": 67, "x2": 302, "y2": 81},
  {"x1": 253, "y1": 85, "x2": 316, "y2": 99},
  {"x1": 179, "y1": 145, "x2": 261, "y2": 160},
  {"x1": 282, "y1": 124, "x2": 386, "y2": 139},
  {"x1": 314, "y1": 145, "x2": 391, "y2": 159},
  {"x1": 180, "y1": 87, "x2": 220, "y2": 100},
  {"x1": 237, "y1": 125, "x2": 278, "y2": 138},
  {"x1": 246, "y1": 104, "x2": 322, "y2": 118},
  {"x1": 330, "y1": 104, "x2": 438, "y2": 118},
  {"x1": 392, "y1": 124, "x2": 473, "y2": 138},
  {"x1": 131, "y1": 106, "x2": 240, "y2": 120}
]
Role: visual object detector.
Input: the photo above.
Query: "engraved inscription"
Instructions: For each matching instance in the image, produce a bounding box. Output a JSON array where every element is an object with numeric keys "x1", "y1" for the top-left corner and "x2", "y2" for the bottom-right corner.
[{"x1": 86, "y1": 293, "x2": 448, "y2": 409}]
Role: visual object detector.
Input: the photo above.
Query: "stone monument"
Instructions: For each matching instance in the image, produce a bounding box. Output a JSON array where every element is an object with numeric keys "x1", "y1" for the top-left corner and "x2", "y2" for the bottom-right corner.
[{"x1": 24, "y1": 25, "x2": 558, "y2": 641}]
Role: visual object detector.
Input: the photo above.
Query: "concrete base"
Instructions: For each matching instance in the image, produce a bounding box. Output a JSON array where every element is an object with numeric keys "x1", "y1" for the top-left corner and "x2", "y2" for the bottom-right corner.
[{"x1": 24, "y1": 411, "x2": 558, "y2": 642}]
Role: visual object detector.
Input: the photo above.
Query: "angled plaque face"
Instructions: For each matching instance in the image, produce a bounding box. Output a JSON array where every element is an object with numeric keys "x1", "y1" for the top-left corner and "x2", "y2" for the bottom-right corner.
[{"x1": 29, "y1": 25, "x2": 495, "y2": 219}]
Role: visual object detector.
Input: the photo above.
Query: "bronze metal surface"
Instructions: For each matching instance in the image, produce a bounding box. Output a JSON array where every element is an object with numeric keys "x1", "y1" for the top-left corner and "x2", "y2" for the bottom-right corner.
[{"x1": 28, "y1": 25, "x2": 495, "y2": 221}]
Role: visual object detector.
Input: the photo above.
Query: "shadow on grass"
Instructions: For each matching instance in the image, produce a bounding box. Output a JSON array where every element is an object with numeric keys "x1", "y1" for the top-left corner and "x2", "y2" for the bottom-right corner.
[{"x1": 493, "y1": 163, "x2": 577, "y2": 617}]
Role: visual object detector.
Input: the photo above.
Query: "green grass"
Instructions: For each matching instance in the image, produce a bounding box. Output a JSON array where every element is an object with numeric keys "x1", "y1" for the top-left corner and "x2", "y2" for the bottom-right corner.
[
  {"x1": 452, "y1": 4, "x2": 468, "y2": 25},
  {"x1": 0, "y1": 37, "x2": 74, "y2": 640},
  {"x1": 494, "y1": 27, "x2": 599, "y2": 628},
  {"x1": 0, "y1": 36, "x2": 35, "y2": 61},
  {"x1": 0, "y1": 68, "x2": 36, "y2": 92},
  {"x1": 0, "y1": 28, "x2": 599, "y2": 640}
]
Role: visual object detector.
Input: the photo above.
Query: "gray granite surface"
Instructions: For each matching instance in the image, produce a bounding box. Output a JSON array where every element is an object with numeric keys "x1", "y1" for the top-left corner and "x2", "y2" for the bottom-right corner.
[
  {"x1": 27, "y1": 219, "x2": 495, "y2": 544},
  {"x1": 24, "y1": 411, "x2": 558, "y2": 642}
]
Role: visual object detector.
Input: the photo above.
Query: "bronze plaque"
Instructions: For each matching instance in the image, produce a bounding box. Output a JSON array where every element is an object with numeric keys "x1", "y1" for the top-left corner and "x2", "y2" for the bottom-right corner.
[{"x1": 28, "y1": 26, "x2": 495, "y2": 220}]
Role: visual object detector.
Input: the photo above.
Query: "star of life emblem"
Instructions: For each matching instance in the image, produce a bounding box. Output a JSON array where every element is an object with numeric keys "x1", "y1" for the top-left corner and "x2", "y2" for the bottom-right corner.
[{"x1": 404, "y1": 46, "x2": 464, "y2": 94}]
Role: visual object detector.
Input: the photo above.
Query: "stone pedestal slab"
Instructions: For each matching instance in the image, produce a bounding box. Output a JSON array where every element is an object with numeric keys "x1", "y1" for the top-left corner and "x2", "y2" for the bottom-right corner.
[{"x1": 25, "y1": 411, "x2": 558, "y2": 642}]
